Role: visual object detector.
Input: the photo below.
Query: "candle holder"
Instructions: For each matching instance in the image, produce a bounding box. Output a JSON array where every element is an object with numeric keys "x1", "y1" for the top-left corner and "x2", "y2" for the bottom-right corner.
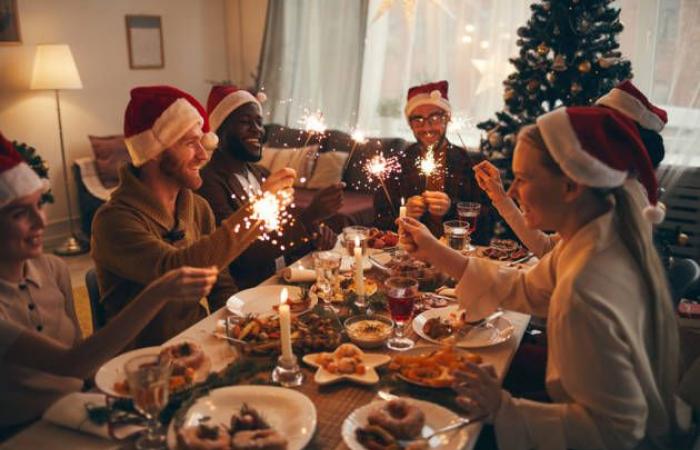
[{"x1": 272, "y1": 354, "x2": 303, "y2": 387}]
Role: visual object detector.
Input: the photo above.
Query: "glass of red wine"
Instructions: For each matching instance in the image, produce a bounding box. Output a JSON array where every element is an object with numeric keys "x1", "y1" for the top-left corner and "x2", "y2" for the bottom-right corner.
[
  {"x1": 457, "y1": 202, "x2": 481, "y2": 252},
  {"x1": 385, "y1": 276, "x2": 419, "y2": 351}
]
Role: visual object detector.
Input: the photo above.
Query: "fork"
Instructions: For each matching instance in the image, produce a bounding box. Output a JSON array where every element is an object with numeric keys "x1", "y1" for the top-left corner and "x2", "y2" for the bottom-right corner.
[
  {"x1": 397, "y1": 414, "x2": 486, "y2": 447},
  {"x1": 507, "y1": 253, "x2": 534, "y2": 267},
  {"x1": 456, "y1": 309, "x2": 504, "y2": 337}
]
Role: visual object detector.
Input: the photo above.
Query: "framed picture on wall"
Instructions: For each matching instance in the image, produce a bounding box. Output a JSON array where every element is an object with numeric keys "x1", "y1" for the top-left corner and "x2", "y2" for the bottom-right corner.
[
  {"x1": 0, "y1": 0, "x2": 21, "y2": 44},
  {"x1": 125, "y1": 15, "x2": 164, "y2": 69}
]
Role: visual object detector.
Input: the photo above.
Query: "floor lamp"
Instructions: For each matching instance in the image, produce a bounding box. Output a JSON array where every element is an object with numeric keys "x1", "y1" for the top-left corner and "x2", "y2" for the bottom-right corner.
[{"x1": 30, "y1": 44, "x2": 87, "y2": 256}]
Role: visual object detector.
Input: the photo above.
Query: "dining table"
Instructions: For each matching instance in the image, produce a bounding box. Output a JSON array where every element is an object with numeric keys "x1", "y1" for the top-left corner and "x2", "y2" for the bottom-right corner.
[{"x1": 0, "y1": 247, "x2": 532, "y2": 450}]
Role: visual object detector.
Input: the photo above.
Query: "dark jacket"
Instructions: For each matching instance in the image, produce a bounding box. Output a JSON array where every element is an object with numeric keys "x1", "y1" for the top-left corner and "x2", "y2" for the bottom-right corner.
[
  {"x1": 374, "y1": 141, "x2": 495, "y2": 245},
  {"x1": 198, "y1": 148, "x2": 314, "y2": 289}
]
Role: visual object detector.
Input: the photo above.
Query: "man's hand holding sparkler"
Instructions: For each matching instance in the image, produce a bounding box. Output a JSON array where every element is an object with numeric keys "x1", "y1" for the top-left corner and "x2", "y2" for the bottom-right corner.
[
  {"x1": 261, "y1": 167, "x2": 296, "y2": 194},
  {"x1": 423, "y1": 190, "x2": 451, "y2": 218}
]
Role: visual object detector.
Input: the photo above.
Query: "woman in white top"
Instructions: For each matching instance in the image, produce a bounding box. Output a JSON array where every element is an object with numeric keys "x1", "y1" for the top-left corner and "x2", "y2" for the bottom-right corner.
[
  {"x1": 399, "y1": 107, "x2": 682, "y2": 449},
  {"x1": 0, "y1": 133, "x2": 218, "y2": 434},
  {"x1": 474, "y1": 80, "x2": 667, "y2": 258}
]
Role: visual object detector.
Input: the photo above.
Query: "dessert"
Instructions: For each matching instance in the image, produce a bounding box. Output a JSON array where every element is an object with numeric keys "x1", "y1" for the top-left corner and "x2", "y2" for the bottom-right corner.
[
  {"x1": 367, "y1": 399, "x2": 425, "y2": 440},
  {"x1": 314, "y1": 343, "x2": 367, "y2": 375}
]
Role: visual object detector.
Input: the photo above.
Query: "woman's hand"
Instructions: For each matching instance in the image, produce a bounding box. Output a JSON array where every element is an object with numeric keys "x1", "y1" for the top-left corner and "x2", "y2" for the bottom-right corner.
[
  {"x1": 406, "y1": 195, "x2": 426, "y2": 219},
  {"x1": 423, "y1": 190, "x2": 451, "y2": 217},
  {"x1": 473, "y1": 161, "x2": 507, "y2": 202},
  {"x1": 262, "y1": 168, "x2": 297, "y2": 194},
  {"x1": 396, "y1": 216, "x2": 440, "y2": 262},
  {"x1": 453, "y1": 363, "x2": 502, "y2": 420},
  {"x1": 146, "y1": 266, "x2": 219, "y2": 301}
]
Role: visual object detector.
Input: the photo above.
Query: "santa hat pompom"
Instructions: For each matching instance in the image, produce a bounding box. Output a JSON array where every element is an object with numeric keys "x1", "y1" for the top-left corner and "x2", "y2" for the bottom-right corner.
[
  {"x1": 430, "y1": 89, "x2": 442, "y2": 100},
  {"x1": 201, "y1": 132, "x2": 219, "y2": 151},
  {"x1": 404, "y1": 80, "x2": 451, "y2": 118},
  {"x1": 256, "y1": 92, "x2": 267, "y2": 103},
  {"x1": 643, "y1": 204, "x2": 665, "y2": 224}
]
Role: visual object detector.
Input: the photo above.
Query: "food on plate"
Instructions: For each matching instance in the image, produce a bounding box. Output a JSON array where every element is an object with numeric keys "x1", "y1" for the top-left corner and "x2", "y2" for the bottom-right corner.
[
  {"x1": 177, "y1": 422, "x2": 230, "y2": 450},
  {"x1": 413, "y1": 293, "x2": 454, "y2": 315},
  {"x1": 341, "y1": 276, "x2": 379, "y2": 297},
  {"x1": 230, "y1": 403, "x2": 270, "y2": 433},
  {"x1": 367, "y1": 399, "x2": 425, "y2": 440},
  {"x1": 344, "y1": 317, "x2": 393, "y2": 349},
  {"x1": 272, "y1": 291, "x2": 311, "y2": 314},
  {"x1": 313, "y1": 343, "x2": 367, "y2": 375},
  {"x1": 354, "y1": 424, "x2": 400, "y2": 450},
  {"x1": 422, "y1": 317, "x2": 454, "y2": 340},
  {"x1": 390, "y1": 347, "x2": 482, "y2": 388},
  {"x1": 384, "y1": 253, "x2": 439, "y2": 291},
  {"x1": 367, "y1": 228, "x2": 399, "y2": 249},
  {"x1": 160, "y1": 341, "x2": 207, "y2": 375},
  {"x1": 231, "y1": 429, "x2": 287, "y2": 450},
  {"x1": 482, "y1": 239, "x2": 529, "y2": 261}
]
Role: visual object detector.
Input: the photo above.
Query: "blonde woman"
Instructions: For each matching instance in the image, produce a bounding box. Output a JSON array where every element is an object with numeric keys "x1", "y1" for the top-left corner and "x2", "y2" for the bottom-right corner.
[{"x1": 400, "y1": 107, "x2": 683, "y2": 449}]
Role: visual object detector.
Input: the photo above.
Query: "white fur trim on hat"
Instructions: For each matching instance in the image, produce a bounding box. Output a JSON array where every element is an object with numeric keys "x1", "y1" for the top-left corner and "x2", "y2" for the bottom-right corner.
[
  {"x1": 595, "y1": 88, "x2": 665, "y2": 132},
  {"x1": 125, "y1": 98, "x2": 204, "y2": 167},
  {"x1": 643, "y1": 204, "x2": 665, "y2": 224},
  {"x1": 404, "y1": 93, "x2": 451, "y2": 118},
  {"x1": 209, "y1": 90, "x2": 262, "y2": 132},
  {"x1": 537, "y1": 108, "x2": 627, "y2": 188},
  {"x1": 0, "y1": 162, "x2": 49, "y2": 208}
]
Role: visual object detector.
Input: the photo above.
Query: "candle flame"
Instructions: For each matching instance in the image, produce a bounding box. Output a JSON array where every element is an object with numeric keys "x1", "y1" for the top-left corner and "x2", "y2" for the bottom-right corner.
[
  {"x1": 280, "y1": 287, "x2": 288, "y2": 305},
  {"x1": 354, "y1": 236, "x2": 360, "y2": 248},
  {"x1": 401, "y1": 197, "x2": 405, "y2": 206}
]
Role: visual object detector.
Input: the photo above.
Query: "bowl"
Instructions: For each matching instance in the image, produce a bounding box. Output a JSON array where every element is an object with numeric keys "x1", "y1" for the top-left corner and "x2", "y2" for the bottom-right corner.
[{"x1": 343, "y1": 315, "x2": 394, "y2": 349}]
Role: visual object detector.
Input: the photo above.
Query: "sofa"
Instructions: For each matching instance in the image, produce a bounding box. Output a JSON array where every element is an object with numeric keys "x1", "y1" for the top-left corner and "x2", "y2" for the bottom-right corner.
[{"x1": 74, "y1": 125, "x2": 414, "y2": 237}]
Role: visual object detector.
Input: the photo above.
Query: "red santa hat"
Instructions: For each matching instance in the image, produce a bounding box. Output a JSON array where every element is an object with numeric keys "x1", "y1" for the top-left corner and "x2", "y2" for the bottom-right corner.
[
  {"x1": 595, "y1": 80, "x2": 667, "y2": 132},
  {"x1": 123, "y1": 85, "x2": 218, "y2": 167},
  {"x1": 404, "y1": 80, "x2": 451, "y2": 118},
  {"x1": 537, "y1": 107, "x2": 665, "y2": 224},
  {"x1": 0, "y1": 133, "x2": 49, "y2": 208},
  {"x1": 207, "y1": 85, "x2": 267, "y2": 132}
]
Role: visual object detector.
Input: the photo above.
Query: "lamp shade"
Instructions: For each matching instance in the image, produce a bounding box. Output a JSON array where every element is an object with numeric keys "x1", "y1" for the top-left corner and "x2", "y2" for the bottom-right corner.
[{"x1": 31, "y1": 44, "x2": 83, "y2": 90}]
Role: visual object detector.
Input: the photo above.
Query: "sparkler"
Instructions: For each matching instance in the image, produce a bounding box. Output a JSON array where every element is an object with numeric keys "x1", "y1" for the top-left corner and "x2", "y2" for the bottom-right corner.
[
  {"x1": 243, "y1": 187, "x2": 295, "y2": 243},
  {"x1": 417, "y1": 144, "x2": 442, "y2": 190},
  {"x1": 300, "y1": 110, "x2": 327, "y2": 148},
  {"x1": 364, "y1": 153, "x2": 400, "y2": 215},
  {"x1": 343, "y1": 128, "x2": 369, "y2": 175}
]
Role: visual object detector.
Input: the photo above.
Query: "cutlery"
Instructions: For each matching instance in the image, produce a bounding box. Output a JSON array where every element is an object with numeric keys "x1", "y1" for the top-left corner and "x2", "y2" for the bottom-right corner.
[
  {"x1": 457, "y1": 310, "x2": 504, "y2": 337},
  {"x1": 397, "y1": 414, "x2": 486, "y2": 447},
  {"x1": 423, "y1": 292, "x2": 457, "y2": 302},
  {"x1": 507, "y1": 253, "x2": 534, "y2": 267}
]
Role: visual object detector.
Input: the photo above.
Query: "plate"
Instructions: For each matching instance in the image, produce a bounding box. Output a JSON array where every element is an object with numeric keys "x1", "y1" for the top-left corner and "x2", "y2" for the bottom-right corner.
[
  {"x1": 391, "y1": 346, "x2": 481, "y2": 388},
  {"x1": 226, "y1": 285, "x2": 314, "y2": 317},
  {"x1": 303, "y1": 350, "x2": 391, "y2": 385},
  {"x1": 167, "y1": 385, "x2": 317, "y2": 450},
  {"x1": 413, "y1": 305, "x2": 514, "y2": 348},
  {"x1": 342, "y1": 398, "x2": 472, "y2": 450},
  {"x1": 94, "y1": 344, "x2": 210, "y2": 398}
]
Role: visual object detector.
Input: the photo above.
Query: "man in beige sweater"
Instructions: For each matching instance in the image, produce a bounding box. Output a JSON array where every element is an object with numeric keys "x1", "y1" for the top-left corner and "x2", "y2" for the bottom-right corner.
[{"x1": 91, "y1": 86, "x2": 294, "y2": 347}]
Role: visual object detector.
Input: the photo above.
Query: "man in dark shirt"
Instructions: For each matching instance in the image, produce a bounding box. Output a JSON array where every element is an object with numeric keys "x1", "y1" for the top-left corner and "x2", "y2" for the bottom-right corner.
[
  {"x1": 198, "y1": 85, "x2": 343, "y2": 289},
  {"x1": 374, "y1": 80, "x2": 494, "y2": 244}
]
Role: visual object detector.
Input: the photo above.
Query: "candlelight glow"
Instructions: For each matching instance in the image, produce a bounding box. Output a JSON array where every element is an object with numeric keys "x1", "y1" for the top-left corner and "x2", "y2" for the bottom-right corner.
[
  {"x1": 280, "y1": 287, "x2": 288, "y2": 305},
  {"x1": 354, "y1": 235, "x2": 360, "y2": 250}
]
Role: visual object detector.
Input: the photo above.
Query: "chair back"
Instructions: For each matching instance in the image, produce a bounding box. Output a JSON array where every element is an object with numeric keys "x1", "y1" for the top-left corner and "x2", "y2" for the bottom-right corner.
[
  {"x1": 668, "y1": 258, "x2": 700, "y2": 306},
  {"x1": 85, "y1": 268, "x2": 105, "y2": 331}
]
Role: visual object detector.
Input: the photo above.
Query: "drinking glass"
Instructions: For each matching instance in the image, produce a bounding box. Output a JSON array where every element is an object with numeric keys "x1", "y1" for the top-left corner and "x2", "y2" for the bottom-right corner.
[
  {"x1": 342, "y1": 226, "x2": 369, "y2": 256},
  {"x1": 125, "y1": 354, "x2": 172, "y2": 450},
  {"x1": 456, "y1": 202, "x2": 481, "y2": 251},
  {"x1": 443, "y1": 220, "x2": 469, "y2": 251},
  {"x1": 385, "y1": 276, "x2": 419, "y2": 351},
  {"x1": 313, "y1": 250, "x2": 342, "y2": 309}
]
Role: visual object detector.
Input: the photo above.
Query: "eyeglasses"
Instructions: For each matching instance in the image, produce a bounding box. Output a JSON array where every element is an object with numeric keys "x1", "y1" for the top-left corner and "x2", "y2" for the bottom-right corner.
[{"x1": 408, "y1": 112, "x2": 448, "y2": 128}]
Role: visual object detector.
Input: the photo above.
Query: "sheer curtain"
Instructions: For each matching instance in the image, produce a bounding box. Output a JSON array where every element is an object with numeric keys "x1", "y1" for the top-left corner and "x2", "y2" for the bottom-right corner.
[
  {"x1": 357, "y1": 0, "x2": 531, "y2": 146},
  {"x1": 258, "y1": 0, "x2": 369, "y2": 130}
]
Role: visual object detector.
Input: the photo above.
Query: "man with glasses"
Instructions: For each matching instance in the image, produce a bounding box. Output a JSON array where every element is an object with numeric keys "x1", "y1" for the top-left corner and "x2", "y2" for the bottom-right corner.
[{"x1": 374, "y1": 80, "x2": 494, "y2": 243}]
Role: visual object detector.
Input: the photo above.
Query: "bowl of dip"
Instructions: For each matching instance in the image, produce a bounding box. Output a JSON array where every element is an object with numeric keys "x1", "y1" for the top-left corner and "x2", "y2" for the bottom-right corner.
[{"x1": 343, "y1": 315, "x2": 394, "y2": 349}]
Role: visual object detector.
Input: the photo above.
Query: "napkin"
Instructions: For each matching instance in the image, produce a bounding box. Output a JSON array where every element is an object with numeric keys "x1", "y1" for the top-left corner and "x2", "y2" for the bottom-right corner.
[
  {"x1": 44, "y1": 392, "x2": 143, "y2": 440},
  {"x1": 281, "y1": 267, "x2": 316, "y2": 283}
]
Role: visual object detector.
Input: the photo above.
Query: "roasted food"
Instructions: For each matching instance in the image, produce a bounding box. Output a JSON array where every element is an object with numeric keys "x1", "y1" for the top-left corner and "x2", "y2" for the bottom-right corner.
[
  {"x1": 390, "y1": 347, "x2": 482, "y2": 388},
  {"x1": 367, "y1": 228, "x2": 399, "y2": 249}
]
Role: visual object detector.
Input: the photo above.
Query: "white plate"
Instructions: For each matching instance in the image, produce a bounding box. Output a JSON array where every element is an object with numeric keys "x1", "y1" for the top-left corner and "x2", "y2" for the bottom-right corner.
[
  {"x1": 303, "y1": 351, "x2": 391, "y2": 385},
  {"x1": 413, "y1": 305, "x2": 514, "y2": 348},
  {"x1": 342, "y1": 397, "x2": 472, "y2": 450},
  {"x1": 226, "y1": 285, "x2": 314, "y2": 316},
  {"x1": 167, "y1": 385, "x2": 317, "y2": 450},
  {"x1": 94, "y1": 344, "x2": 210, "y2": 398}
]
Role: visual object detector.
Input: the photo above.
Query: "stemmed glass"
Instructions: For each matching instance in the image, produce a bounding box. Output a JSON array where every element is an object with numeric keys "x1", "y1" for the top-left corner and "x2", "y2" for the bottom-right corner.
[
  {"x1": 342, "y1": 226, "x2": 369, "y2": 256},
  {"x1": 125, "y1": 354, "x2": 172, "y2": 449},
  {"x1": 313, "y1": 250, "x2": 342, "y2": 311},
  {"x1": 456, "y1": 202, "x2": 481, "y2": 252},
  {"x1": 385, "y1": 276, "x2": 419, "y2": 351}
]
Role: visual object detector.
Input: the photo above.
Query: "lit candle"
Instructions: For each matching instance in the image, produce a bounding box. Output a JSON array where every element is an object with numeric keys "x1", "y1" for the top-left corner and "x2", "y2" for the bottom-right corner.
[
  {"x1": 353, "y1": 236, "x2": 365, "y2": 297},
  {"x1": 399, "y1": 197, "x2": 406, "y2": 218},
  {"x1": 279, "y1": 288, "x2": 293, "y2": 361},
  {"x1": 399, "y1": 197, "x2": 407, "y2": 248}
]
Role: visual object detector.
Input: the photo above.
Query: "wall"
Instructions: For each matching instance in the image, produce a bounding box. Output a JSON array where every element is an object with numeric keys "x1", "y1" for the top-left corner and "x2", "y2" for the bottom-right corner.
[
  {"x1": 0, "y1": 0, "x2": 229, "y2": 246},
  {"x1": 224, "y1": 0, "x2": 268, "y2": 88}
]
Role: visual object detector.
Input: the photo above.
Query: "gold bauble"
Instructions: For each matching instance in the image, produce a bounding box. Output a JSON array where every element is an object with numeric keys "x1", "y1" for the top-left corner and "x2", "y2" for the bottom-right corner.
[
  {"x1": 537, "y1": 43, "x2": 549, "y2": 55},
  {"x1": 598, "y1": 57, "x2": 617, "y2": 69},
  {"x1": 578, "y1": 60, "x2": 592, "y2": 73},
  {"x1": 678, "y1": 232, "x2": 690, "y2": 246},
  {"x1": 546, "y1": 71, "x2": 556, "y2": 83},
  {"x1": 503, "y1": 88, "x2": 514, "y2": 101}
]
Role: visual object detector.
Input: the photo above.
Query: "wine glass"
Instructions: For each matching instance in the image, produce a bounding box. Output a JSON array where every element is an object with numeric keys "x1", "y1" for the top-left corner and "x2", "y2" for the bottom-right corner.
[
  {"x1": 342, "y1": 226, "x2": 369, "y2": 256},
  {"x1": 456, "y1": 202, "x2": 481, "y2": 251},
  {"x1": 125, "y1": 354, "x2": 172, "y2": 449},
  {"x1": 385, "y1": 276, "x2": 419, "y2": 351},
  {"x1": 313, "y1": 250, "x2": 342, "y2": 310}
]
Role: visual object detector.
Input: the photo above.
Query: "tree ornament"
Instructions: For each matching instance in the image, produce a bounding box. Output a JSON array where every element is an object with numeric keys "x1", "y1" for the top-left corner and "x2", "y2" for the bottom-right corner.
[
  {"x1": 526, "y1": 79, "x2": 540, "y2": 92},
  {"x1": 487, "y1": 130, "x2": 503, "y2": 148},
  {"x1": 537, "y1": 42, "x2": 549, "y2": 55},
  {"x1": 578, "y1": 60, "x2": 592, "y2": 73},
  {"x1": 503, "y1": 88, "x2": 515, "y2": 101},
  {"x1": 570, "y1": 82, "x2": 583, "y2": 94},
  {"x1": 678, "y1": 232, "x2": 689, "y2": 246},
  {"x1": 597, "y1": 56, "x2": 617, "y2": 68},
  {"x1": 552, "y1": 54, "x2": 567, "y2": 71},
  {"x1": 546, "y1": 71, "x2": 557, "y2": 83}
]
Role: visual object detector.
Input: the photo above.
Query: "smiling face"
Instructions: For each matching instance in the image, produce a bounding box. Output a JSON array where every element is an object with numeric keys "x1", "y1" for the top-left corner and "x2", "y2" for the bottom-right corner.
[
  {"x1": 218, "y1": 102, "x2": 264, "y2": 162},
  {"x1": 158, "y1": 125, "x2": 210, "y2": 190},
  {"x1": 407, "y1": 104, "x2": 449, "y2": 148},
  {"x1": 0, "y1": 189, "x2": 46, "y2": 262}
]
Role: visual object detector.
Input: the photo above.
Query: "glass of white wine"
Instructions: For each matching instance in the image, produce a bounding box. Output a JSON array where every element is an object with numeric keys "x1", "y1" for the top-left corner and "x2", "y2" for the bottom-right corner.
[{"x1": 125, "y1": 354, "x2": 172, "y2": 449}]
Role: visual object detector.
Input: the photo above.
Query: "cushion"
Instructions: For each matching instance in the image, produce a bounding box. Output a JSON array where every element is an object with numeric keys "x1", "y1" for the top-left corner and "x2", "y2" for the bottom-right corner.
[
  {"x1": 260, "y1": 145, "x2": 319, "y2": 188},
  {"x1": 306, "y1": 151, "x2": 348, "y2": 190},
  {"x1": 88, "y1": 135, "x2": 131, "y2": 188}
]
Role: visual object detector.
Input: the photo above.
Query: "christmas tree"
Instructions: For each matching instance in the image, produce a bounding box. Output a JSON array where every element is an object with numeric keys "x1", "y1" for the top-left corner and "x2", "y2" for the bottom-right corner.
[
  {"x1": 478, "y1": 0, "x2": 632, "y2": 171},
  {"x1": 13, "y1": 140, "x2": 53, "y2": 204}
]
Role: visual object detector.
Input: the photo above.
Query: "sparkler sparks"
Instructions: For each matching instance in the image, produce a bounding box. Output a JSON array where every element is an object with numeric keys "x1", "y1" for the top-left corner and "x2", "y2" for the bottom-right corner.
[
  {"x1": 364, "y1": 153, "x2": 401, "y2": 214},
  {"x1": 299, "y1": 110, "x2": 327, "y2": 148},
  {"x1": 418, "y1": 144, "x2": 438, "y2": 178}
]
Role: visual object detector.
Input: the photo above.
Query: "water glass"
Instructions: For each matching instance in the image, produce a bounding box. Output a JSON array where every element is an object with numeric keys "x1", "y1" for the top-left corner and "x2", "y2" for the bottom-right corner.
[
  {"x1": 125, "y1": 354, "x2": 171, "y2": 449},
  {"x1": 443, "y1": 220, "x2": 470, "y2": 251},
  {"x1": 456, "y1": 202, "x2": 481, "y2": 251},
  {"x1": 313, "y1": 250, "x2": 342, "y2": 306},
  {"x1": 342, "y1": 226, "x2": 369, "y2": 256},
  {"x1": 385, "y1": 276, "x2": 419, "y2": 351}
]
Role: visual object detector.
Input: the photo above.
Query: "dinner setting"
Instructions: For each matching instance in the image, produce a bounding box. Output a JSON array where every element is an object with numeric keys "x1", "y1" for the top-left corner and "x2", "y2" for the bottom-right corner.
[{"x1": 2, "y1": 1, "x2": 699, "y2": 450}]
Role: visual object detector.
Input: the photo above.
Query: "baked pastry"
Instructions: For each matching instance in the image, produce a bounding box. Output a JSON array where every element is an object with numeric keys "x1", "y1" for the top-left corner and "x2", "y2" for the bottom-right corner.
[
  {"x1": 367, "y1": 399, "x2": 425, "y2": 440},
  {"x1": 231, "y1": 429, "x2": 287, "y2": 450}
]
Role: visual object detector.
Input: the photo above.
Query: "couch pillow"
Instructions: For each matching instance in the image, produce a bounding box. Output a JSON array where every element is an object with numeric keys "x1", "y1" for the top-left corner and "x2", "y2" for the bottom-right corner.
[
  {"x1": 88, "y1": 135, "x2": 131, "y2": 188},
  {"x1": 306, "y1": 151, "x2": 348, "y2": 190},
  {"x1": 261, "y1": 145, "x2": 319, "y2": 188}
]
